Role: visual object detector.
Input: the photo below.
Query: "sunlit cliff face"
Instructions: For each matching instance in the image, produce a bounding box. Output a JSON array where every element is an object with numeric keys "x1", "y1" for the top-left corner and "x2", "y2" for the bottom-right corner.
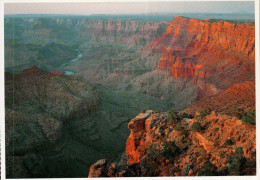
[{"x1": 152, "y1": 16, "x2": 254, "y2": 87}]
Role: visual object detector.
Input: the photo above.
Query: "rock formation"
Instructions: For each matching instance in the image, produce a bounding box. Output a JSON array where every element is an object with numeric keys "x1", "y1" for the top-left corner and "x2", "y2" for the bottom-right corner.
[
  {"x1": 84, "y1": 20, "x2": 167, "y2": 43},
  {"x1": 5, "y1": 66, "x2": 99, "y2": 178},
  {"x1": 149, "y1": 16, "x2": 255, "y2": 98},
  {"x1": 89, "y1": 110, "x2": 256, "y2": 177},
  {"x1": 181, "y1": 81, "x2": 255, "y2": 115}
]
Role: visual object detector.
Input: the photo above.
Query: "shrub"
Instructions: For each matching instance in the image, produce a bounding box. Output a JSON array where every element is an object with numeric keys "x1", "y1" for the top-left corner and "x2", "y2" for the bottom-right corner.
[
  {"x1": 235, "y1": 147, "x2": 245, "y2": 159},
  {"x1": 180, "y1": 113, "x2": 194, "y2": 119},
  {"x1": 146, "y1": 143, "x2": 160, "y2": 161},
  {"x1": 162, "y1": 140, "x2": 180, "y2": 161},
  {"x1": 191, "y1": 121, "x2": 203, "y2": 132},
  {"x1": 140, "y1": 157, "x2": 162, "y2": 176},
  {"x1": 227, "y1": 147, "x2": 247, "y2": 175},
  {"x1": 198, "y1": 109, "x2": 211, "y2": 119},
  {"x1": 225, "y1": 139, "x2": 234, "y2": 145},
  {"x1": 217, "y1": 166, "x2": 229, "y2": 176},
  {"x1": 182, "y1": 164, "x2": 193, "y2": 174},
  {"x1": 198, "y1": 160, "x2": 217, "y2": 176},
  {"x1": 225, "y1": 107, "x2": 244, "y2": 119},
  {"x1": 175, "y1": 123, "x2": 184, "y2": 131},
  {"x1": 241, "y1": 110, "x2": 255, "y2": 125},
  {"x1": 204, "y1": 122, "x2": 211, "y2": 129},
  {"x1": 167, "y1": 110, "x2": 180, "y2": 123}
]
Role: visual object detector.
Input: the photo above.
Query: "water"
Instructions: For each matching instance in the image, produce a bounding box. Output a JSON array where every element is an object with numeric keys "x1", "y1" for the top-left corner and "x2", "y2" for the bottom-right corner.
[
  {"x1": 64, "y1": 71, "x2": 75, "y2": 75},
  {"x1": 61, "y1": 49, "x2": 82, "y2": 67}
]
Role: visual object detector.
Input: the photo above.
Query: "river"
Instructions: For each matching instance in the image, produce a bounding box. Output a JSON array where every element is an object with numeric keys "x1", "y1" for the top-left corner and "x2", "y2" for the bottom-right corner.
[{"x1": 61, "y1": 49, "x2": 82, "y2": 75}]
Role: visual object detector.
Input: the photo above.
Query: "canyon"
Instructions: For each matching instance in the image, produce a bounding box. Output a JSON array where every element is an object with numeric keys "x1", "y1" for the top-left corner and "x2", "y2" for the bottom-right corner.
[
  {"x1": 87, "y1": 16, "x2": 255, "y2": 177},
  {"x1": 4, "y1": 14, "x2": 255, "y2": 177}
]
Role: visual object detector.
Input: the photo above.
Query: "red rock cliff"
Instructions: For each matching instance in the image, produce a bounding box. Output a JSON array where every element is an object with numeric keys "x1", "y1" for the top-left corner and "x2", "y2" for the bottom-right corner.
[
  {"x1": 151, "y1": 16, "x2": 255, "y2": 90},
  {"x1": 89, "y1": 110, "x2": 256, "y2": 177},
  {"x1": 181, "y1": 81, "x2": 255, "y2": 115}
]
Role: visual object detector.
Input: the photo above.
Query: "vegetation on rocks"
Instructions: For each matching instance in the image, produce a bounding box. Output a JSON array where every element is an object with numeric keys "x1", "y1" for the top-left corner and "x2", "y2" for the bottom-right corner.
[
  {"x1": 146, "y1": 143, "x2": 161, "y2": 161},
  {"x1": 146, "y1": 141, "x2": 180, "y2": 162},
  {"x1": 182, "y1": 164, "x2": 193, "y2": 174},
  {"x1": 225, "y1": 107, "x2": 244, "y2": 119},
  {"x1": 241, "y1": 110, "x2": 255, "y2": 125},
  {"x1": 167, "y1": 110, "x2": 181, "y2": 123},
  {"x1": 227, "y1": 147, "x2": 247, "y2": 175},
  {"x1": 175, "y1": 123, "x2": 185, "y2": 131},
  {"x1": 198, "y1": 109, "x2": 211, "y2": 119},
  {"x1": 225, "y1": 139, "x2": 234, "y2": 145},
  {"x1": 162, "y1": 140, "x2": 180, "y2": 161},
  {"x1": 198, "y1": 160, "x2": 217, "y2": 176},
  {"x1": 191, "y1": 121, "x2": 203, "y2": 132}
]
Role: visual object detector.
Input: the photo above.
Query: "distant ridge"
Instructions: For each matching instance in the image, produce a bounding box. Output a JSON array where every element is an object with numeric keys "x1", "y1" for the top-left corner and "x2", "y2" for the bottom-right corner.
[{"x1": 4, "y1": 13, "x2": 255, "y2": 22}]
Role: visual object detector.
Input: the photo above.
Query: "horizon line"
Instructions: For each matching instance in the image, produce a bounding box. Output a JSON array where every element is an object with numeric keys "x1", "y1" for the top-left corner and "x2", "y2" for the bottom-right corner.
[{"x1": 4, "y1": 12, "x2": 255, "y2": 16}]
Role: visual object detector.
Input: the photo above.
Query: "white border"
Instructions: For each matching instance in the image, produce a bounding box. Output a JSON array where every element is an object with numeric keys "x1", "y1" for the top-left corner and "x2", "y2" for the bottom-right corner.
[
  {"x1": 1, "y1": 0, "x2": 5, "y2": 179},
  {"x1": 0, "y1": 0, "x2": 259, "y2": 180}
]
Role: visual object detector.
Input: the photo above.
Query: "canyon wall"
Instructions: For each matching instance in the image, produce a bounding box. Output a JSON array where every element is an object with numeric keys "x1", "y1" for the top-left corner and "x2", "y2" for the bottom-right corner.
[
  {"x1": 82, "y1": 20, "x2": 167, "y2": 42},
  {"x1": 5, "y1": 17, "x2": 167, "y2": 43},
  {"x1": 88, "y1": 16, "x2": 256, "y2": 177},
  {"x1": 181, "y1": 81, "x2": 255, "y2": 115},
  {"x1": 148, "y1": 16, "x2": 255, "y2": 97}
]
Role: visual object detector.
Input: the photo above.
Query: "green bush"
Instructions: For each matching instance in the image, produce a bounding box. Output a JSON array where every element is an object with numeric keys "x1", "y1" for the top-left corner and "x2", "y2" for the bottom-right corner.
[
  {"x1": 227, "y1": 147, "x2": 247, "y2": 175},
  {"x1": 217, "y1": 166, "x2": 229, "y2": 176},
  {"x1": 191, "y1": 121, "x2": 203, "y2": 132},
  {"x1": 162, "y1": 140, "x2": 180, "y2": 161},
  {"x1": 180, "y1": 113, "x2": 194, "y2": 119},
  {"x1": 167, "y1": 110, "x2": 181, "y2": 123},
  {"x1": 225, "y1": 139, "x2": 234, "y2": 145},
  {"x1": 198, "y1": 109, "x2": 211, "y2": 119},
  {"x1": 182, "y1": 164, "x2": 193, "y2": 174},
  {"x1": 175, "y1": 123, "x2": 184, "y2": 131},
  {"x1": 235, "y1": 147, "x2": 245, "y2": 159},
  {"x1": 146, "y1": 143, "x2": 160, "y2": 161},
  {"x1": 204, "y1": 122, "x2": 211, "y2": 129},
  {"x1": 198, "y1": 160, "x2": 217, "y2": 176},
  {"x1": 225, "y1": 107, "x2": 244, "y2": 119},
  {"x1": 241, "y1": 110, "x2": 255, "y2": 125}
]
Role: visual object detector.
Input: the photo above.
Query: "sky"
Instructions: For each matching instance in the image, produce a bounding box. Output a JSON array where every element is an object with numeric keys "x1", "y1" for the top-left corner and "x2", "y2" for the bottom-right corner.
[{"x1": 4, "y1": 1, "x2": 255, "y2": 15}]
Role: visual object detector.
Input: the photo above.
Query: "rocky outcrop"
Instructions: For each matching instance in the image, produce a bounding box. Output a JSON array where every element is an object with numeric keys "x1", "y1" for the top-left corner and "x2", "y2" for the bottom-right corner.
[
  {"x1": 88, "y1": 159, "x2": 109, "y2": 178},
  {"x1": 5, "y1": 66, "x2": 99, "y2": 178},
  {"x1": 89, "y1": 110, "x2": 256, "y2": 177},
  {"x1": 125, "y1": 110, "x2": 153, "y2": 164}
]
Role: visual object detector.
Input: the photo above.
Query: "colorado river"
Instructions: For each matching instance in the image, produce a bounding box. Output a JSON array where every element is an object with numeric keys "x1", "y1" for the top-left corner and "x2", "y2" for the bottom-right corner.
[
  {"x1": 61, "y1": 49, "x2": 82, "y2": 75},
  {"x1": 61, "y1": 49, "x2": 82, "y2": 67}
]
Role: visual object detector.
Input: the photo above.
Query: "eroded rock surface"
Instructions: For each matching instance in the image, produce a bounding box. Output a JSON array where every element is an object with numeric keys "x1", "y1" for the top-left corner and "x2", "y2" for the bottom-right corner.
[{"x1": 89, "y1": 110, "x2": 256, "y2": 177}]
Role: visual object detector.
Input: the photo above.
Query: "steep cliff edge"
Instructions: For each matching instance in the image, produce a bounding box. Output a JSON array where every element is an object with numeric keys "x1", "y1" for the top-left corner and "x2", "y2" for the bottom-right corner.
[
  {"x1": 148, "y1": 16, "x2": 255, "y2": 98},
  {"x1": 89, "y1": 110, "x2": 256, "y2": 177}
]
